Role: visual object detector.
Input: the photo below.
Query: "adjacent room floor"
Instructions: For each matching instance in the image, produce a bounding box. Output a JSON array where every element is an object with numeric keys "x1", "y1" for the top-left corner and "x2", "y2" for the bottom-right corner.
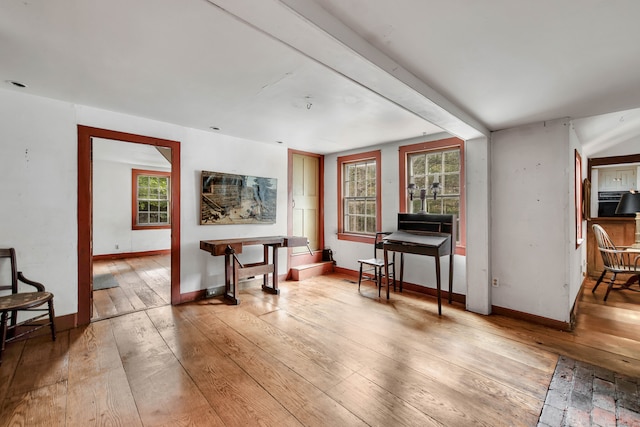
[
  {"x1": 1, "y1": 272, "x2": 639, "y2": 426},
  {"x1": 91, "y1": 254, "x2": 170, "y2": 321}
]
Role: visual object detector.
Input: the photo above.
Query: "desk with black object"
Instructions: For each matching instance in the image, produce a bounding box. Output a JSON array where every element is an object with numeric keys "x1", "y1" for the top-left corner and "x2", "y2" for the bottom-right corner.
[
  {"x1": 200, "y1": 236, "x2": 309, "y2": 304},
  {"x1": 383, "y1": 213, "x2": 456, "y2": 315}
]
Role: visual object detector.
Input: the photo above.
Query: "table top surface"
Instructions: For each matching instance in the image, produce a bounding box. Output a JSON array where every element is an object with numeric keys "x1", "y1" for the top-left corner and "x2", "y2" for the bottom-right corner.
[
  {"x1": 383, "y1": 230, "x2": 450, "y2": 247},
  {"x1": 201, "y1": 236, "x2": 287, "y2": 246}
]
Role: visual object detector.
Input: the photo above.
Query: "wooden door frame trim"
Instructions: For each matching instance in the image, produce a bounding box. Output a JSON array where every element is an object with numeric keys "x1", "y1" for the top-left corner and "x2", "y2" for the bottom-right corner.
[
  {"x1": 287, "y1": 149, "x2": 324, "y2": 267},
  {"x1": 77, "y1": 125, "x2": 181, "y2": 325}
]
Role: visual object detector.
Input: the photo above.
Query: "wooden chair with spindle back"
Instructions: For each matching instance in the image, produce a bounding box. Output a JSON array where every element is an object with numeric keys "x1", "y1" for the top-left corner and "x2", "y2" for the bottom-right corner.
[{"x1": 592, "y1": 225, "x2": 640, "y2": 301}]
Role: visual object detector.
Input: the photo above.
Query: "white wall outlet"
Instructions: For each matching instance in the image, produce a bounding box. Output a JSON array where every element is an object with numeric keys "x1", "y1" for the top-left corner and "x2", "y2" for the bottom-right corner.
[
  {"x1": 492, "y1": 278, "x2": 499, "y2": 287},
  {"x1": 115, "y1": 244, "x2": 119, "y2": 250}
]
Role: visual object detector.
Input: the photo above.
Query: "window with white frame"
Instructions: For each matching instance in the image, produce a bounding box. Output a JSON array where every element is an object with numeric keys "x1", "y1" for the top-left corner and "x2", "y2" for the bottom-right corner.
[
  {"x1": 132, "y1": 169, "x2": 171, "y2": 229},
  {"x1": 407, "y1": 148, "x2": 461, "y2": 216},
  {"x1": 337, "y1": 150, "x2": 381, "y2": 241}
]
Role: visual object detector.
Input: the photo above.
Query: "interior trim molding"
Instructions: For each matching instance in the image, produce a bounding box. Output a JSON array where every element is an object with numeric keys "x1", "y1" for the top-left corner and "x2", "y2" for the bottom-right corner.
[{"x1": 77, "y1": 125, "x2": 181, "y2": 325}]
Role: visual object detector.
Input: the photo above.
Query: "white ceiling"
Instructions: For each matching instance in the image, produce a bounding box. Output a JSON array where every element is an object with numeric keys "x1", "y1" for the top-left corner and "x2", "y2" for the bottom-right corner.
[{"x1": 2, "y1": 0, "x2": 640, "y2": 155}]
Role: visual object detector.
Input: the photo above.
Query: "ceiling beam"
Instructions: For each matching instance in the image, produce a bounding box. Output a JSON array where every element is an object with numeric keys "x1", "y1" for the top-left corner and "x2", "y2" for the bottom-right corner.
[{"x1": 207, "y1": 0, "x2": 489, "y2": 140}]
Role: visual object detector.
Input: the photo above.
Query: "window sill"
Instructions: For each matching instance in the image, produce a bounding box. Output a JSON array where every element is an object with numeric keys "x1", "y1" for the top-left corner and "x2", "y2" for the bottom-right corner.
[
  {"x1": 132, "y1": 224, "x2": 171, "y2": 231},
  {"x1": 337, "y1": 233, "x2": 376, "y2": 244}
]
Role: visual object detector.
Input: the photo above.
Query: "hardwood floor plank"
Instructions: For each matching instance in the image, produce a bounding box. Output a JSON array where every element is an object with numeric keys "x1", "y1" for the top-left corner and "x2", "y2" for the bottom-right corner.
[
  {"x1": 260, "y1": 308, "x2": 533, "y2": 426},
  {"x1": 4, "y1": 273, "x2": 640, "y2": 426},
  {"x1": 214, "y1": 306, "x2": 354, "y2": 392},
  {"x1": 93, "y1": 289, "x2": 118, "y2": 318},
  {"x1": 107, "y1": 286, "x2": 137, "y2": 314},
  {"x1": 8, "y1": 332, "x2": 69, "y2": 396},
  {"x1": 66, "y1": 368, "x2": 142, "y2": 427},
  {"x1": 67, "y1": 321, "x2": 123, "y2": 382},
  {"x1": 0, "y1": 340, "x2": 24, "y2": 403},
  {"x1": 110, "y1": 311, "x2": 225, "y2": 426},
  {"x1": 0, "y1": 381, "x2": 67, "y2": 427},
  {"x1": 279, "y1": 280, "x2": 552, "y2": 400},
  {"x1": 65, "y1": 320, "x2": 143, "y2": 425},
  {"x1": 328, "y1": 372, "x2": 443, "y2": 427},
  {"x1": 126, "y1": 257, "x2": 170, "y2": 303},
  {"x1": 180, "y1": 305, "x2": 368, "y2": 426},
  {"x1": 92, "y1": 256, "x2": 170, "y2": 321},
  {"x1": 147, "y1": 305, "x2": 298, "y2": 426}
]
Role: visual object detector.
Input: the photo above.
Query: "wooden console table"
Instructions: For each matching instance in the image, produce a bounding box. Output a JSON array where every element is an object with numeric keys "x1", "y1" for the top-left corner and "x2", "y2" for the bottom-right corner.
[{"x1": 200, "y1": 236, "x2": 308, "y2": 304}]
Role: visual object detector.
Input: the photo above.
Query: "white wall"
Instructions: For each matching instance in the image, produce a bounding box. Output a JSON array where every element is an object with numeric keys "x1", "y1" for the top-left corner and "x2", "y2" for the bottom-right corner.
[
  {"x1": 0, "y1": 88, "x2": 290, "y2": 315},
  {"x1": 0, "y1": 90, "x2": 78, "y2": 317},
  {"x1": 92, "y1": 149, "x2": 171, "y2": 255},
  {"x1": 76, "y1": 107, "x2": 290, "y2": 296},
  {"x1": 0, "y1": 87, "x2": 582, "y2": 323},
  {"x1": 324, "y1": 134, "x2": 468, "y2": 296},
  {"x1": 491, "y1": 118, "x2": 577, "y2": 322},
  {"x1": 465, "y1": 136, "x2": 491, "y2": 314}
]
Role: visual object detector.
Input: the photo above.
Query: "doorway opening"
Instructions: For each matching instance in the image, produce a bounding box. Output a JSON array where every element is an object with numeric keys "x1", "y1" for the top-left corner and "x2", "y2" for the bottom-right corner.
[
  {"x1": 77, "y1": 126, "x2": 181, "y2": 325},
  {"x1": 91, "y1": 138, "x2": 173, "y2": 321}
]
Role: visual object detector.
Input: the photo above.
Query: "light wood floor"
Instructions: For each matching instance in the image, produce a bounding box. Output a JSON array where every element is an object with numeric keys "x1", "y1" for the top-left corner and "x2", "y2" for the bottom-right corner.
[
  {"x1": 92, "y1": 255, "x2": 171, "y2": 321},
  {"x1": 1, "y1": 273, "x2": 640, "y2": 426}
]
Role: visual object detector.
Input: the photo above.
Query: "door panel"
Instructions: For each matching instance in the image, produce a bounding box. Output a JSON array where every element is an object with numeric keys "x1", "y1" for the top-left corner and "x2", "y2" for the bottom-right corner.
[{"x1": 292, "y1": 154, "x2": 320, "y2": 254}]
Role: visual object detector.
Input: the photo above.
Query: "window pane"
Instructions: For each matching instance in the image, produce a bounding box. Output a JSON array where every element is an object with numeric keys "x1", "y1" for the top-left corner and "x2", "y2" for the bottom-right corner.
[
  {"x1": 411, "y1": 155, "x2": 425, "y2": 176},
  {"x1": 149, "y1": 213, "x2": 158, "y2": 223},
  {"x1": 347, "y1": 164, "x2": 356, "y2": 182},
  {"x1": 414, "y1": 176, "x2": 426, "y2": 189},
  {"x1": 365, "y1": 201, "x2": 375, "y2": 216},
  {"x1": 138, "y1": 176, "x2": 149, "y2": 186},
  {"x1": 159, "y1": 201, "x2": 168, "y2": 212},
  {"x1": 366, "y1": 179, "x2": 375, "y2": 197},
  {"x1": 366, "y1": 163, "x2": 376, "y2": 181},
  {"x1": 138, "y1": 187, "x2": 149, "y2": 198},
  {"x1": 444, "y1": 151, "x2": 460, "y2": 173},
  {"x1": 356, "y1": 180, "x2": 365, "y2": 197},
  {"x1": 139, "y1": 201, "x2": 148, "y2": 212},
  {"x1": 427, "y1": 153, "x2": 442, "y2": 174},
  {"x1": 444, "y1": 173, "x2": 460, "y2": 195},
  {"x1": 443, "y1": 198, "x2": 459, "y2": 215},
  {"x1": 138, "y1": 213, "x2": 149, "y2": 224},
  {"x1": 365, "y1": 217, "x2": 376, "y2": 234},
  {"x1": 356, "y1": 164, "x2": 365, "y2": 185},
  {"x1": 427, "y1": 198, "x2": 442, "y2": 214}
]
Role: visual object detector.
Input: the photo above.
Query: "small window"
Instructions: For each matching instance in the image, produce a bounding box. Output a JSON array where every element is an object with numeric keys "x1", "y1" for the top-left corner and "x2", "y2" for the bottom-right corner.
[
  {"x1": 337, "y1": 150, "x2": 381, "y2": 243},
  {"x1": 132, "y1": 169, "x2": 171, "y2": 230}
]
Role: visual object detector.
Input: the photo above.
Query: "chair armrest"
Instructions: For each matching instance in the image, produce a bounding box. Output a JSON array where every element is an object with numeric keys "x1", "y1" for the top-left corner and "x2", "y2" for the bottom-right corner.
[{"x1": 17, "y1": 272, "x2": 46, "y2": 292}]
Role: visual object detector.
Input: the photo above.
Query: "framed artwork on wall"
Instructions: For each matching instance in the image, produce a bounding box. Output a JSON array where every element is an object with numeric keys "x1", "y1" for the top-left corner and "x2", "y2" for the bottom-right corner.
[
  {"x1": 200, "y1": 171, "x2": 277, "y2": 225},
  {"x1": 575, "y1": 150, "x2": 584, "y2": 247}
]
